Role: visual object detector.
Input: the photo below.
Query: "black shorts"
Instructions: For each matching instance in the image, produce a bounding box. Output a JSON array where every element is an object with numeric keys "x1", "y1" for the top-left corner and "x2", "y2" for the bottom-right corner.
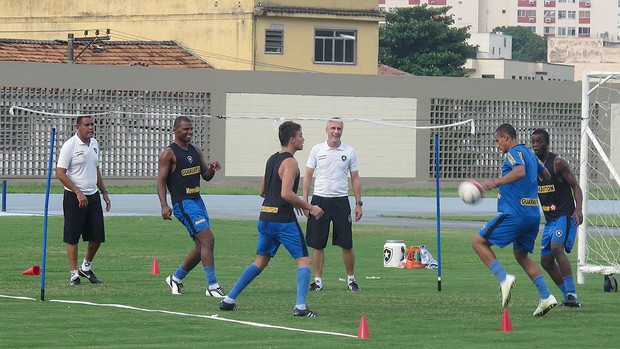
[
  {"x1": 305, "y1": 196, "x2": 353, "y2": 250},
  {"x1": 63, "y1": 190, "x2": 105, "y2": 245}
]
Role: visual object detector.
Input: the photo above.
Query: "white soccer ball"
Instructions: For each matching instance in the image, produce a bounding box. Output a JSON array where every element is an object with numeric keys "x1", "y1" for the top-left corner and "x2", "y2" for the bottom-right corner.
[{"x1": 458, "y1": 180, "x2": 484, "y2": 205}]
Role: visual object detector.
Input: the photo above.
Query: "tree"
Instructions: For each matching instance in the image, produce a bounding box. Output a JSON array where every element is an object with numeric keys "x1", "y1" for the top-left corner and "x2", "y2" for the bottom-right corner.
[
  {"x1": 491, "y1": 26, "x2": 547, "y2": 62},
  {"x1": 379, "y1": 6, "x2": 477, "y2": 77}
]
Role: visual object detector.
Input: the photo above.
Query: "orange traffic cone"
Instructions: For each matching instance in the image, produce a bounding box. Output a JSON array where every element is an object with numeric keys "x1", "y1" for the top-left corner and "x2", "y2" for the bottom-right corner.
[
  {"x1": 22, "y1": 266, "x2": 40, "y2": 276},
  {"x1": 357, "y1": 315, "x2": 370, "y2": 339},
  {"x1": 151, "y1": 258, "x2": 160, "y2": 275},
  {"x1": 501, "y1": 309, "x2": 513, "y2": 332}
]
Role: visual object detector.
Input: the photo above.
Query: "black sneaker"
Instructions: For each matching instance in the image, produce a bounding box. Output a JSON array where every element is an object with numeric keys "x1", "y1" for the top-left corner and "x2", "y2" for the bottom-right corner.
[
  {"x1": 78, "y1": 268, "x2": 102, "y2": 283},
  {"x1": 219, "y1": 300, "x2": 239, "y2": 311},
  {"x1": 561, "y1": 294, "x2": 582, "y2": 307},
  {"x1": 348, "y1": 280, "x2": 361, "y2": 292},
  {"x1": 309, "y1": 282, "x2": 323, "y2": 291},
  {"x1": 293, "y1": 307, "x2": 317, "y2": 317},
  {"x1": 70, "y1": 276, "x2": 81, "y2": 286}
]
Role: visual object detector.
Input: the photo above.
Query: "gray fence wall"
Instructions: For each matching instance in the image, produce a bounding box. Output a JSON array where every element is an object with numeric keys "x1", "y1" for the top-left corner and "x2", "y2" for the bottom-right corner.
[{"x1": 0, "y1": 62, "x2": 589, "y2": 188}]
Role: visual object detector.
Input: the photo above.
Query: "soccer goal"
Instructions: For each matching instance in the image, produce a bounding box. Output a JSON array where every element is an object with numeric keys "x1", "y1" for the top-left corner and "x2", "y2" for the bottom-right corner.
[{"x1": 577, "y1": 71, "x2": 620, "y2": 291}]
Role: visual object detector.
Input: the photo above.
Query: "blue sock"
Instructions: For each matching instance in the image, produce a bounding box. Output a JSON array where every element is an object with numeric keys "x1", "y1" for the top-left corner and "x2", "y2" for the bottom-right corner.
[
  {"x1": 533, "y1": 275, "x2": 551, "y2": 299},
  {"x1": 296, "y1": 266, "x2": 311, "y2": 308},
  {"x1": 173, "y1": 266, "x2": 189, "y2": 280},
  {"x1": 227, "y1": 264, "x2": 262, "y2": 300},
  {"x1": 489, "y1": 260, "x2": 507, "y2": 283},
  {"x1": 203, "y1": 266, "x2": 218, "y2": 286},
  {"x1": 563, "y1": 275, "x2": 576, "y2": 295},
  {"x1": 558, "y1": 282, "x2": 567, "y2": 299}
]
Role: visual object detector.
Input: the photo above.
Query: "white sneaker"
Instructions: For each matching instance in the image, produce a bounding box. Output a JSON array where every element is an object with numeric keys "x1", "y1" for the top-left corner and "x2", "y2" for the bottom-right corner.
[
  {"x1": 499, "y1": 274, "x2": 516, "y2": 308},
  {"x1": 206, "y1": 286, "x2": 226, "y2": 298},
  {"x1": 165, "y1": 275, "x2": 183, "y2": 295},
  {"x1": 533, "y1": 295, "x2": 557, "y2": 317}
]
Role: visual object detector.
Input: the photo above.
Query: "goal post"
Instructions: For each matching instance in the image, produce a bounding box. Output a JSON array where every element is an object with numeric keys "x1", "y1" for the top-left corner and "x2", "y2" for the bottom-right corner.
[{"x1": 577, "y1": 70, "x2": 620, "y2": 285}]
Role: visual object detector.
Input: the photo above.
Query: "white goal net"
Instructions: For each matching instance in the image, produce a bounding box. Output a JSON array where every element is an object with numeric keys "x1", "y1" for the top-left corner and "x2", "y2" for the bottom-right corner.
[{"x1": 577, "y1": 71, "x2": 620, "y2": 286}]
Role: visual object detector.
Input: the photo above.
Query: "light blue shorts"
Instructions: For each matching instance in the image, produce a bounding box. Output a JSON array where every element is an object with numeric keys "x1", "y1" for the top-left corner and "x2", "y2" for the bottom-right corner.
[
  {"x1": 173, "y1": 197, "x2": 211, "y2": 239},
  {"x1": 541, "y1": 215, "x2": 578, "y2": 256},
  {"x1": 479, "y1": 213, "x2": 540, "y2": 253},
  {"x1": 257, "y1": 220, "x2": 309, "y2": 259}
]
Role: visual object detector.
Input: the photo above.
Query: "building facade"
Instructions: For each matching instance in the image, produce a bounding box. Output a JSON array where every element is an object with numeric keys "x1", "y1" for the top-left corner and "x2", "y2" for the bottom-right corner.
[{"x1": 0, "y1": 0, "x2": 383, "y2": 75}]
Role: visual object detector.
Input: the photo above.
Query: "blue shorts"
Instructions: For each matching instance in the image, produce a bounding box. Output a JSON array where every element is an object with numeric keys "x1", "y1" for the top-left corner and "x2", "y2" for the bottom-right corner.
[
  {"x1": 541, "y1": 215, "x2": 578, "y2": 256},
  {"x1": 173, "y1": 197, "x2": 211, "y2": 239},
  {"x1": 257, "y1": 220, "x2": 309, "y2": 259},
  {"x1": 479, "y1": 213, "x2": 540, "y2": 253}
]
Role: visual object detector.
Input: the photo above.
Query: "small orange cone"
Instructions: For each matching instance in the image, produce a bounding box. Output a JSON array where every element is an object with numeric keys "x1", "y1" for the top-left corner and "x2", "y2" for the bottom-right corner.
[
  {"x1": 22, "y1": 266, "x2": 40, "y2": 276},
  {"x1": 357, "y1": 315, "x2": 370, "y2": 339},
  {"x1": 501, "y1": 309, "x2": 513, "y2": 332},
  {"x1": 151, "y1": 258, "x2": 160, "y2": 275}
]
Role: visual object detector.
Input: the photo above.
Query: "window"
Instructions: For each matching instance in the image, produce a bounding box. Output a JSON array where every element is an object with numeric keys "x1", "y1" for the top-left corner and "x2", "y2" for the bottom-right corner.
[
  {"x1": 568, "y1": 11, "x2": 576, "y2": 19},
  {"x1": 314, "y1": 29, "x2": 356, "y2": 64},
  {"x1": 558, "y1": 27, "x2": 567, "y2": 35},
  {"x1": 265, "y1": 29, "x2": 284, "y2": 54},
  {"x1": 579, "y1": 11, "x2": 590, "y2": 18},
  {"x1": 567, "y1": 27, "x2": 576, "y2": 35},
  {"x1": 528, "y1": 10, "x2": 537, "y2": 17},
  {"x1": 558, "y1": 10, "x2": 566, "y2": 19},
  {"x1": 579, "y1": 27, "x2": 590, "y2": 36},
  {"x1": 518, "y1": 10, "x2": 527, "y2": 17}
]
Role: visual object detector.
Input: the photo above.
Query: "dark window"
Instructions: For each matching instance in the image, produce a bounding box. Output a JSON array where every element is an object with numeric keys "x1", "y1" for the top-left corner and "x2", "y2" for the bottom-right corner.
[
  {"x1": 265, "y1": 29, "x2": 283, "y2": 54},
  {"x1": 314, "y1": 29, "x2": 356, "y2": 64}
]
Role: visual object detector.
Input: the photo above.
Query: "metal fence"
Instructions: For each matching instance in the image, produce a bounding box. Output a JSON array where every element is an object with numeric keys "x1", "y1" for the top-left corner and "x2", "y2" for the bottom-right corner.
[{"x1": 0, "y1": 87, "x2": 210, "y2": 178}]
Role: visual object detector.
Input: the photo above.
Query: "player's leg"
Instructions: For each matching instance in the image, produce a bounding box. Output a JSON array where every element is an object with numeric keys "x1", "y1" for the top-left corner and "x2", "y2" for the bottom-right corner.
[
  {"x1": 332, "y1": 197, "x2": 358, "y2": 291},
  {"x1": 306, "y1": 196, "x2": 330, "y2": 291},
  {"x1": 550, "y1": 215, "x2": 580, "y2": 306},
  {"x1": 540, "y1": 220, "x2": 565, "y2": 296},
  {"x1": 63, "y1": 190, "x2": 86, "y2": 286},
  {"x1": 79, "y1": 195, "x2": 104, "y2": 283},
  {"x1": 282, "y1": 221, "x2": 316, "y2": 317}
]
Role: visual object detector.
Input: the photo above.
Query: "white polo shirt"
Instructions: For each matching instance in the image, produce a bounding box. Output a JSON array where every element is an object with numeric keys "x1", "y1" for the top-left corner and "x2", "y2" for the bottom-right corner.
[
  {"x1": 56, "y1": 134, "x2": 100, "y2": 195},
  {"x1": 306, "y1": 141, "x2": 359, "y2": 197}
]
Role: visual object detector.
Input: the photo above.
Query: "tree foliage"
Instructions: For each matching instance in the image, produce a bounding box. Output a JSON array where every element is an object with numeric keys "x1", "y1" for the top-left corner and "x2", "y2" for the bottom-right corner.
[
  {"x1": 379, "y1": 6, "x2": 477, "y2": 77},
  {"x1": 491, "y1": 26, "x2": 547, "y2": 62}
]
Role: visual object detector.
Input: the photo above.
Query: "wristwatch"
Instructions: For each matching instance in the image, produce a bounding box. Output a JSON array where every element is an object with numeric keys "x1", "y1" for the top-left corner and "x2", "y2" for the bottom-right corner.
[{"x1": 355, "y1": 201, "x2": 363, "y2": 207}]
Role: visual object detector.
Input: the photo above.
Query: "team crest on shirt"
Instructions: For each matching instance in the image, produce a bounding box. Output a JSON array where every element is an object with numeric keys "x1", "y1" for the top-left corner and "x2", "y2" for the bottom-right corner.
[
  {"x1": 555, "y1": 230, "x2": 564, "y2": 237},
  {"x1": 187, "y1": 155, "x2": 193, "y2": 163},
  {"x1": 341, "y1": 155, "x2": 347, "y2": 161}
]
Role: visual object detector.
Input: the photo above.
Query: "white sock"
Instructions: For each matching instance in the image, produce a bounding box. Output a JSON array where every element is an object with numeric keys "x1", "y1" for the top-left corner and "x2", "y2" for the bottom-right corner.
[
  {"x1": 208, "y1": 283, "x2": 221, "y2": 290},
  {"x1": 314, "y1": 277, "x2": 322, "y2": 287},
  {"x1": 348, "y1": 275, "x2": 355, "y2": 283},
  {"x1": 71, "y1": 270, "x2": 79, "y2": 279},
  {"x1": 81, "y1": 259, "x2": 92, "y2": 271}
]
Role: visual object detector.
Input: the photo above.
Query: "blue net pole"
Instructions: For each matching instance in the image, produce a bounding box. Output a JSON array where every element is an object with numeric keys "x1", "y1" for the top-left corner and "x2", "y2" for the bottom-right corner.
[
  {"x1": 435, "y1": 133, "x2": 442, "y2": 291},
  {"x1": 2, "y1": 180, "x2": 6, "y2": 212},
  {"x1": 41, "y1": 128, "x2": 56, "y2": 301}
]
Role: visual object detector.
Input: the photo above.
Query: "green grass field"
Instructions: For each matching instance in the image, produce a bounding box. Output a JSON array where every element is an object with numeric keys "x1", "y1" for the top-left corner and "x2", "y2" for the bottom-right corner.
[{"x1": 1, "y1": 216, "x2": 618, "y2": 348}]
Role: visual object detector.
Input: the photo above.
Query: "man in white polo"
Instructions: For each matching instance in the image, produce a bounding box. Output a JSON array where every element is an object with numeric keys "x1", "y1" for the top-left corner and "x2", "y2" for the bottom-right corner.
[{"x1": 303, "y1": 118, "x2": 363, "y2": 292}]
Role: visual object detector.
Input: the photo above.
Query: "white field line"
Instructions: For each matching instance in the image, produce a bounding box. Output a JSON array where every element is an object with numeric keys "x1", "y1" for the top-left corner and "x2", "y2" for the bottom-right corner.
[{"x1": 0, "y1": 294, "x2": 357, "y2": 338}]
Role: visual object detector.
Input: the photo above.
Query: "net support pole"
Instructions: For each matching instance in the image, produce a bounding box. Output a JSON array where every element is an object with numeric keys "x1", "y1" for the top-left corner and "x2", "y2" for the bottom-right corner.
[
  {"x1": 577, "y1": 70, "x2": 591, "y2": 284},
  {"x1": 40, "y1": 127, "x2": 56, "y2": 301},
  {"x1": 435, "y1": 133, "x2": 442, "y2": 291},
  {"x1": 1, "y1": 180, "x2": 6, "y2": 212}
]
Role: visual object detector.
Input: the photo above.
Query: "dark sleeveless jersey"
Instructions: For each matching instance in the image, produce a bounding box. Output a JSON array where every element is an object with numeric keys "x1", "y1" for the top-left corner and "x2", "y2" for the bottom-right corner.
[
  {"x1": 166, "y1": 143, "x2": 202, "y2": 204},
  {"x1": 259, "y1": 152, "x2": 299, "y2": 222},
  {"x1": 538, "y1": 152, "x2": 576, "y2": 221}
]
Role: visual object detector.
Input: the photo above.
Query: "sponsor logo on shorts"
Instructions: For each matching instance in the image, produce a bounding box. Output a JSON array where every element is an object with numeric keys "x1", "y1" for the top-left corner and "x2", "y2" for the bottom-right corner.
[{"x1": 195, "y1": 218, "x2": 206, "y2": 225}]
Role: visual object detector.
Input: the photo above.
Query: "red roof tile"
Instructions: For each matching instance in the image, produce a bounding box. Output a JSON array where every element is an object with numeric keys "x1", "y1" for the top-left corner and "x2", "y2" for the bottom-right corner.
[
  {"x1": 0, "y1": 39, "x2": 213, "y2": 68},
  {"x1": 378, "y1": 64, "x2": 412, "y2": 76}
]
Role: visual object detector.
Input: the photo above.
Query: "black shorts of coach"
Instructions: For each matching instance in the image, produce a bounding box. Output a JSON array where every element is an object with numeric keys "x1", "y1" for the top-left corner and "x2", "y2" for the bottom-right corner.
[
  {"x1": 63, "y1": 190, "x2": 106, "y2": 245},
  {"x1": 305, "y1": 195, "x2": 353, "y2": 250}
]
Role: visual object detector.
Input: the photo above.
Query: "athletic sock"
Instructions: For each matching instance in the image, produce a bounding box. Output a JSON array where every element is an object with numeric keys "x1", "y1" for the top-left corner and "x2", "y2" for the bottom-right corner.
[
  {"x1": 173, "y1": 266, "x2": 189, "y2": 281},
  {"x1": 204, "y1": 266, "x2": 218, "y2": 287},
  {"x1": 489, "y1": 259, "x2": 507, "y2": 283},
  {"x1": 81, "y1": 259, "x2": 92, "y2": 271},
  {"x1": 228, "y1": 263, "x2": 262, "y2": 300},
  {"x1": 296, "y1": 266, "x2": 311, "y2": 306},
  {"x1": 533, "y1": 275, "x2": 551, "y2": 299},
  {"x1": 314, "y1": 277, "x2": 323, "y2": 288},
  {"x1": 347, "y1": 275, "x2": 356, "y2": 283},
  {"x1": 563, "y1": 275, "x2": 577, "y2": 296},
  {"x1": 558, "y1": 282, "x2": 567, "y2": 299},
  {"x1": 71, "y1": 270, "x2": 79, "y2": 280}
]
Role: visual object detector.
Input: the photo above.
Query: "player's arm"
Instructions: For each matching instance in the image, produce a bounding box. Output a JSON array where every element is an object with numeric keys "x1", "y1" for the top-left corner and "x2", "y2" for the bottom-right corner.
[
  {"x1": 198, "y1": 149, "x2": 220, "y2": 181},
  {"x1": 483, "y1": 164, "x2": 525, "y2": 189},
  {"x1": 280, "y1": 158, "x2": 323, "y2": 218},
  {"x1": 302, "y1": 166, "x2": 315, "y2": 216},
  {"x1": 56, "y1": 167, "x2": 89, "y2": 208},
  {"x1": 157, "y1": 148, "x2": 174, "y2": 220},
  {"x1": 259, "y1": 176, "x2": 266, "y2": 198},
  {"x1": 96, "y1": 166, "x2": 111, "y2": 212},
  {"x1": 351, "y1": 170, "x2": 363, "y2": 222},
  {"x1": 555, "y1": 157, "x2": 584, "y2": 225}
]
